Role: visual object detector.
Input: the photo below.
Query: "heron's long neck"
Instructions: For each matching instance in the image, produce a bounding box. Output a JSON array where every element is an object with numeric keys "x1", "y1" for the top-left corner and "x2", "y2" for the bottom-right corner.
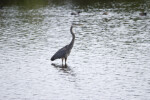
[{"x1": 69, "y1": 26, "x2": 75, "y2": 48}]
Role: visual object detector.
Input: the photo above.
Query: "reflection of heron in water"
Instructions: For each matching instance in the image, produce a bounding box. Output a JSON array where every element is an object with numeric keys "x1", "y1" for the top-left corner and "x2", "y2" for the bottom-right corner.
[
  {"x1": 51, "y1": 25, "x2": 76, "y2": 66},
  {"x1": 51, "y1": 63, "x2": 76, "y2": 77},
  {"x1": 51, "y1": 63, "x2": 70, "y2": 71}
]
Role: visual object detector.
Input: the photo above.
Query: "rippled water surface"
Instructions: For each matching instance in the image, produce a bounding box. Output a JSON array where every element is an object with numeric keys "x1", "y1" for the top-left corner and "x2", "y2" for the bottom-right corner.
[{"x1": 0, "y1": 1, "x2": 150, "y2": 100}]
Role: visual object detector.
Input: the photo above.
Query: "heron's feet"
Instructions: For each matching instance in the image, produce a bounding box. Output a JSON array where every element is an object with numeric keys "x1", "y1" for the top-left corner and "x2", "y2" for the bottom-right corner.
[{"x1": 62, "y1": 63, "x2": 67, "y2": 68}]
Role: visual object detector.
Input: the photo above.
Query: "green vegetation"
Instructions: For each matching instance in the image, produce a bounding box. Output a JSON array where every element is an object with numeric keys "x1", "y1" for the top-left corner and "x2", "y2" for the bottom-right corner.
[{"x1": 0, "y1": 0, "x2": 149, "y2": 11}]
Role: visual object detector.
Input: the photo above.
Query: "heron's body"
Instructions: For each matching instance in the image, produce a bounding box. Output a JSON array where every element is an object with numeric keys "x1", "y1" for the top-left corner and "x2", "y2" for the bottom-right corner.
[{"x1": 51, "y1": 26, "x2": 75, "y2": 65}]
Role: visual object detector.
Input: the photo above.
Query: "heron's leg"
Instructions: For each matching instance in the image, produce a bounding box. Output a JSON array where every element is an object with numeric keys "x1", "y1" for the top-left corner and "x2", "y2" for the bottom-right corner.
[
  {"x1": 65, "y1": 58, "x2": 67, "y2": 65},
  {"x1": 62, "y1": 58, "x2": 63, "y2": 66}
]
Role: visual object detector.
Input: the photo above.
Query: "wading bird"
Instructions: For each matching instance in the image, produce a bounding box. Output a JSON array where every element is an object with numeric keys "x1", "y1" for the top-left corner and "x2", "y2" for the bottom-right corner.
[{"x1": 51, "y1": 25, "x2": 75, "y2": 66}]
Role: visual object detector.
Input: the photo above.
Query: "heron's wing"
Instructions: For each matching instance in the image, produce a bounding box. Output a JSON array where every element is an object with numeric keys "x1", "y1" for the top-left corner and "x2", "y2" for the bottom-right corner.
[{"x1": 51, "y1": 45, "x2": 68, "y2": 61}]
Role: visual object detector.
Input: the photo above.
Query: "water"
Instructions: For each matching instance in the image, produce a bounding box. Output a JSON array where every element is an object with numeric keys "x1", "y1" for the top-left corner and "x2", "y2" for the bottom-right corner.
[{"x1": 0, "y1": 1, "x2": 150, "y2": 100}]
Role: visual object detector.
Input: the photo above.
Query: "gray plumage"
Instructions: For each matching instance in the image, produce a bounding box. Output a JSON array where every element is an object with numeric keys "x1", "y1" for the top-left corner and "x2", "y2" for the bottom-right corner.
[{"x1": 51, "y1": 26, "x2": 75, "y2": 65}]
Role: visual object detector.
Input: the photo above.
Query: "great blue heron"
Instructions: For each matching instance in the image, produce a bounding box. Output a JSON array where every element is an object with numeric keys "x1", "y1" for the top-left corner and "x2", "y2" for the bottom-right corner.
[{"x1": 51, "y1": 25, "x2": 75, "y2": 65}]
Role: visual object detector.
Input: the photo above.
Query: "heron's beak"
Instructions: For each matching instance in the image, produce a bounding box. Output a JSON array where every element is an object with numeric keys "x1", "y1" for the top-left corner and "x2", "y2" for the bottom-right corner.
[{"x1": 72, "y1": 23, "x2": 83, "y2": 27}]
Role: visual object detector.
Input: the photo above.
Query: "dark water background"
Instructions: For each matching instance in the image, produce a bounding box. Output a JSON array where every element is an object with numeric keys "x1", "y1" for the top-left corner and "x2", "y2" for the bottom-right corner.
[{"x1": 0, "y1": 0, "x2": 150, "y2": 100}]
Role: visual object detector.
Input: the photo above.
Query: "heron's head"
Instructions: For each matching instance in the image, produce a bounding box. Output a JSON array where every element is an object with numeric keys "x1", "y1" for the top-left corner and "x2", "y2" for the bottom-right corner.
[
  {"x1": 71, "y1": 23, "x2": 83, "y2": 28},
  {"x1": 70, "y1": 24, "x2": 83, "y2": 34}
]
